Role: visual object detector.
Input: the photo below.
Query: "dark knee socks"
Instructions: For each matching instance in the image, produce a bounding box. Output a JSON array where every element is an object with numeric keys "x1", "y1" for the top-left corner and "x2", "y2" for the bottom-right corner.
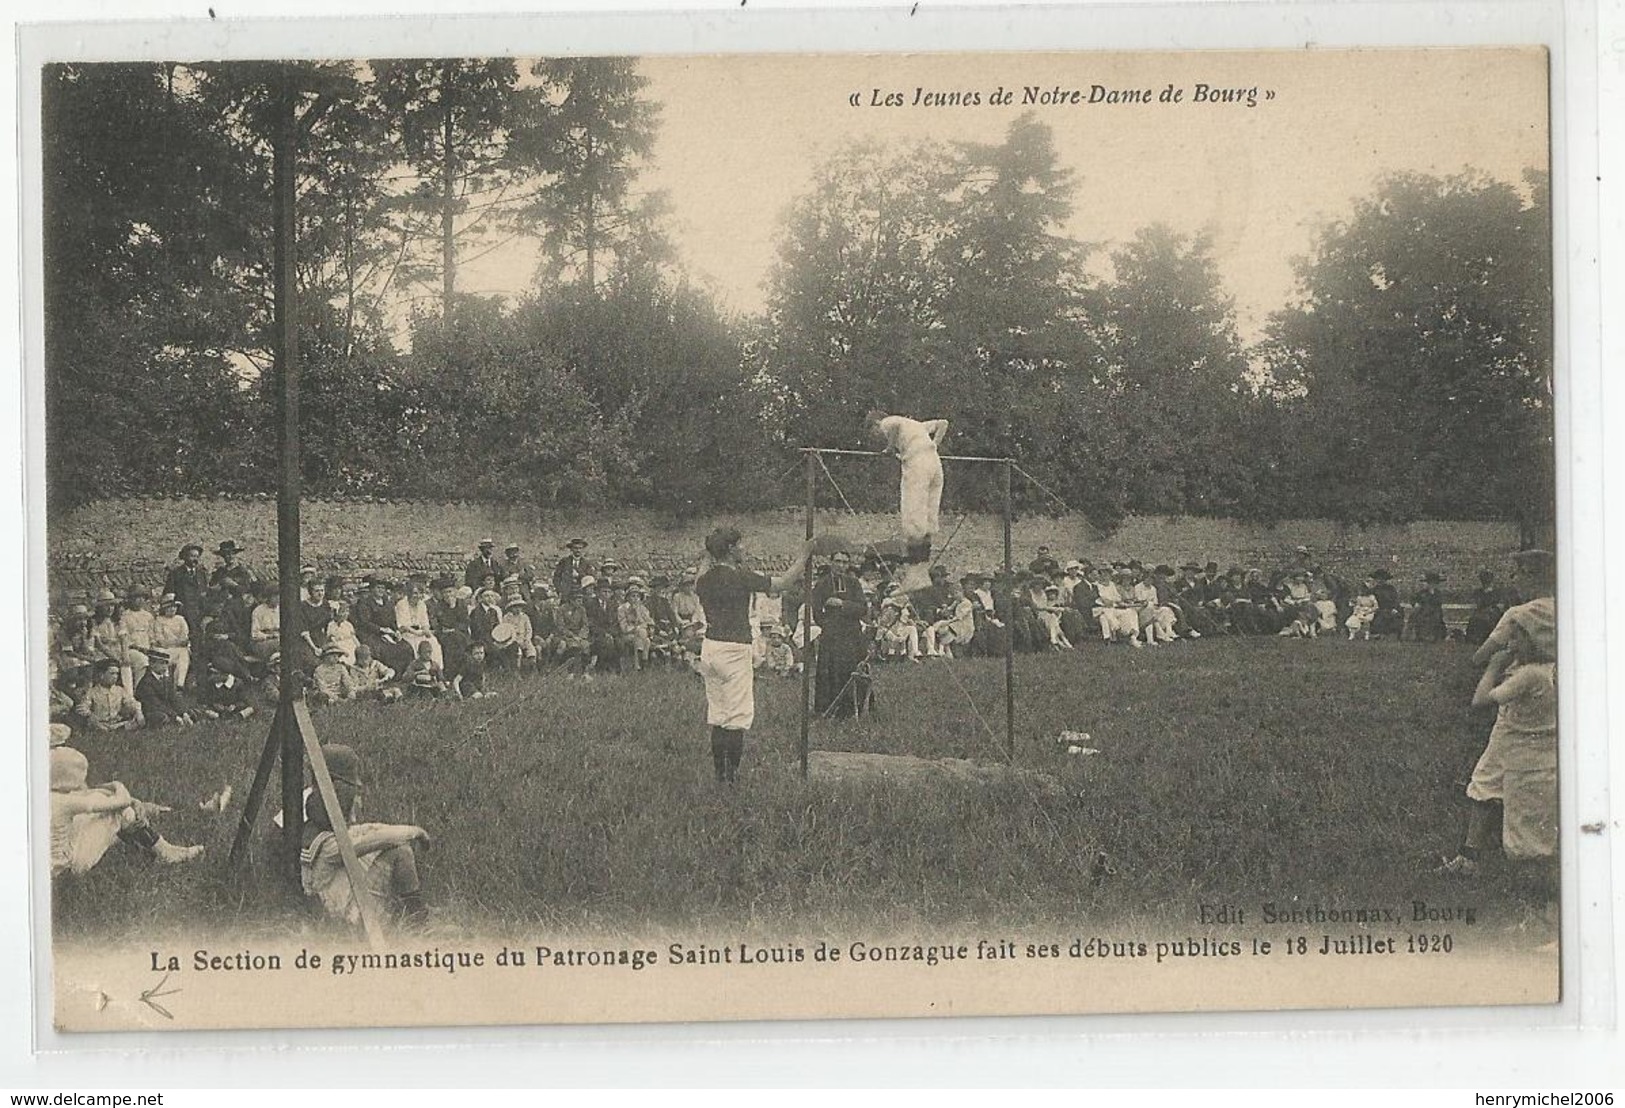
[
  {"x1": 118, "y1": 823, "x2": 160, "y2": 852},
  {"x1": 710, "y1": 726, "x2": 745, "y2": 783}
]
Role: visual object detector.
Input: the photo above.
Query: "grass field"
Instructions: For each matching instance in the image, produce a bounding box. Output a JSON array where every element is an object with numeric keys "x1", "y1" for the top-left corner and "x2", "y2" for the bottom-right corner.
[{"x1": 50, "y1": 638, "x2": 1552, "y2": 944}]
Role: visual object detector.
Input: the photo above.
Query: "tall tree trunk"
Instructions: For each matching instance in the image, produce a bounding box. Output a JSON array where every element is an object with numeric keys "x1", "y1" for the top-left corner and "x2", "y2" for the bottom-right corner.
[
  {"x1": 440, "y1": 62, "x2": 455, "y2": 317},
  {"x1": 584, "y1": 128, "x2": 596, "y2": 295}
]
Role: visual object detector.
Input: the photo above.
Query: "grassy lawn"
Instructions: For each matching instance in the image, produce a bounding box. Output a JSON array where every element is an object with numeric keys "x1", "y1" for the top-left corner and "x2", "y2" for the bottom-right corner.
[{"x1": 51, "y1": 638, "x2": 1547, "y2": 943}]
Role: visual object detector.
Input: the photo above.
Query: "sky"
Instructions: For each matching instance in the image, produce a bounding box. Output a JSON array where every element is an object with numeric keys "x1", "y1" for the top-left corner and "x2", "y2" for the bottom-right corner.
[{"x1": 461, "y1": 48, "x2": 1549, "y2": 340}]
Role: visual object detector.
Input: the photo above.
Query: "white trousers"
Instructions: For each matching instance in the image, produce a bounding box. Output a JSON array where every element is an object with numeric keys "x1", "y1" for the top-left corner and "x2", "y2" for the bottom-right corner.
[
  {"x1": 698, "y1": 639, "x2": 756, "y2": 730},
  {"x1": 899, "y1": 452, "x2": 944, "y2": 542}
]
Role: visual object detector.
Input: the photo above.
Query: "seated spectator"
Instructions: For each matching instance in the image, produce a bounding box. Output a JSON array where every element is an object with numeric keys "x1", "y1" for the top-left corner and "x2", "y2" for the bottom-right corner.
[
  {"x1": 151, "y1": 594, "x2": 193, "y2": 689},
  {"x1": 401, "y1": 639, "x2": 445, "y2": 699},
  {"x1": 326, "y1": 599, "x2": 361, "y2": 666},
  {"x1": 1094, "y1": 569, "x2": 1141, "y2": 646},
  {"x1": 499, "y1": 598, "x2": 538, "y2": 671},
  {"x1": 393, "y1": 576, "x2": 442, "y2": 670},
  {"x1": 86, "y1": 591, "x2": 127, "y2": 683},
  {"x1": 202, "y1": 624, "x2": 264, "y2": 686},
  {"x1": 1028, "y1": 545, "x2": 1061, "y2": 578},
  {"x1": 618, "y1": 582, "x2": 655, "y2": 672},
  {"x1": 1312, "y1": 584, "x2": 1340, "y2": 634},
  {"x1": 762, "y1": 627, "x2": 799, "y2": 676},
  {"x1": 429, "y1": 575, "x2": 471, "y2": 675},
  {"x1": 1131, "y1": 569, "x2": 1175, "y2": 646},
  {"x1": 671, "y1": 569, "x2": 707, "y2": 647},
  {"x1": 249, "y1": 584, "x2": 282, "y2": 661},
  {"x1": 49, "y1": 658, "x2": 80, "y2": 723},
  {"x1": 349, "y1": 644, "x2": 402, "y2": 703},
  {"x1": 586, "y1": 578, "x2": 621, "y2": 673},
  {"x1": 76, "y1": 659, "x2": 144, "y2": 732},
  {"x1": 197, "y1": 668, "x2": 256, "y2": 720},
  {"x1": 56, "y1": 603, "x2": 96, "y2": 676},
  {"x1": 295, "y1": 578, "x2": 333, "y2": 673},
  {"x1": 1242, "y1": 568, "x2": 1284, "y2": 635},
  {"x1": 1409, "y1": 572, "x2": 1447, "y2": 642},
  {"x1": 118, "y1": 588, "x2": 157, "y2": 692},
  {"x1": 876, "y1": 582, "x2": 923, "y2": 661},
  {"x1": 299, "y1": 744, "x2": 430, "y2": 932},
  {"x1": 354, "y1": 577, "x2": 413, "y2": 674},
  {"x1": 134, "y1": 649, "x2": 195, "y2": 727},
  {"x1": 1346, "y1": 578, "x2": 1380, "y2": 640},
  {"x1": 1370, "y1": 569, "x2": 1405, "y2": 638},
  {"x1": 452, "y1": 642, "x2": 490, "y2": 700},
  {"x1": 50, "y1": 747, "x2": 202, "y2": 875},
  {"x1": 925, "y1": 578, "x2": 978, "y2": 659},
  {"x1": 1034, "y1": 583, "x2": 1074, "y2": 650},
  {"x1": 469, "y1": 588, "x2": 508, "y2": 657},
  {"x1": 555, "y1": 586, "x2": 593, "y2": 679},
  {"x1": 309, "y1": 644, "x2": 358, "y2": 706}
]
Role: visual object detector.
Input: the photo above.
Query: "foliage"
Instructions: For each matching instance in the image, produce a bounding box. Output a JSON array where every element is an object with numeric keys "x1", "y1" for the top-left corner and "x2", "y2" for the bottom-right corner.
[
  {"x1": 1262, "y1": 172, "x2": 1553, "y2": 526},
  {"x1": 507, "y1": 57, "x2": 664, "y2": 294},
  {"x1": 40, "y1": 62, "x2": 1551, "y2": 532}
]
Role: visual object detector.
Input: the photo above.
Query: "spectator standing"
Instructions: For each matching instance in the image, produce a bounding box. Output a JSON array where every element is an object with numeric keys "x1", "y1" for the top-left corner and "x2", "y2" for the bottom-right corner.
[
  {"x1": 464, "y1": 539, "x2": 501, "y2": 591},
  {"x1": 210, "y1": 540, "x2": 259, "y2": 599},
  {"x1": 553, "y1": 538, "x2": 591, "y2": 598},
  {"x1": 164, "y1": 544, "x2": 212, "y2": 629}
]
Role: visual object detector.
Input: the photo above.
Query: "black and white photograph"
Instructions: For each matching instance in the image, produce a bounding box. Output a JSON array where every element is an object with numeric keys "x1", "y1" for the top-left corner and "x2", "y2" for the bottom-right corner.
[{"x1": 28, "y1": 40, "x2": 1565, "y2": 1031}]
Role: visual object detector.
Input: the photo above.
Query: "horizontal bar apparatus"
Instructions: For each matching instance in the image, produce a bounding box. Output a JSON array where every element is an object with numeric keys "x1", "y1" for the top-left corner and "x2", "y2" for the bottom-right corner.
[{"x1": 799, "y1": 446, "x2": 1014, "y2": 464}]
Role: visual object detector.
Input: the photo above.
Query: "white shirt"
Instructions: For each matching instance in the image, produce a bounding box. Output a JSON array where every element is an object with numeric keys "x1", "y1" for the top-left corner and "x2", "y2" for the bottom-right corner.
[{"x1": 877, "y1": 415, "x2": 948, "y2": 462}]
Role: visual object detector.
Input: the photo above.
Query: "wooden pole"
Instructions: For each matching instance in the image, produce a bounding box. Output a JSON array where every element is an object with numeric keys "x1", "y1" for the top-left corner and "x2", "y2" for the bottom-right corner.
[
  {"x1": 273, "y1": 67, "x2": 305, "y2": 887},
  {"x1": 800, "y1": 451, "x2": 815, "y2": 780},
  {"x1": 1003, "y1": 459, "x2": 1015, "y2": 760}
]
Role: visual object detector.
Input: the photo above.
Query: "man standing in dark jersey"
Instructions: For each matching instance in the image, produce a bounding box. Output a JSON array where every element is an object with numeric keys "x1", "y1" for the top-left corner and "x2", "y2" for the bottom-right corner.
[{"x1": 694, "y1": 527, "x2": 813, "y2": 783}]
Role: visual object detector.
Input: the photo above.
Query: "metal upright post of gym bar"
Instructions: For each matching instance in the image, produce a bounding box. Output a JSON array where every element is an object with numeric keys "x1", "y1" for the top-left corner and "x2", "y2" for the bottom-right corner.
[
  {"x1": 795, "y1": 445, "x2": 1021, "y2": 777},
  {"x1": 800, "y1": 451, "x2": 815, "y2": 780},
  {"x1": 1002, "y1": 459, "x2": 1015, "y2": 760}
]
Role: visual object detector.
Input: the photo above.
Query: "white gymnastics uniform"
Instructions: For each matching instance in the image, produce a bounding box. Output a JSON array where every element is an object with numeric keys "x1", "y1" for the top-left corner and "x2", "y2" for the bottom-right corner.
[{"x1": 875, "y1": 415, "x2": 948, "y2": 545}]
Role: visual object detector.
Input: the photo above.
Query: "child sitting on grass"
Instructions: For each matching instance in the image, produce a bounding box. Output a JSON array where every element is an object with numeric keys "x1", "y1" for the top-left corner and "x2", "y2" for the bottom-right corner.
[
  {"x1": 50, "y1": 747, "x2": 203, "y2": 875},
  {"x1": 309, "y1": 643, "x2": 358, "y2": 706},
  {"x1": 300, "y1": 744, "x2": 431, "y2": 932},
  {"x1": 349, "y1": 644, "x2": 402, "y2": 703},
  {"x1": 401, "y1": 639, "x2": 445, "y2": 699},
  {"x1": 1345, "y1": 581, "x2": 1379, "y2": 640},
  {"x1": 1312, "y1": 585, "x2": 1339, "y2": 634},
  {"x1": 763, "y1": 628, "x2": 799, "y2": 676},
  {"x1": 75, "y1": 659, "x2": 145, "y2": 732},
  {"x1": 452, "y1": 642, "x2": 490, "y2": 699},
  {"x1": 1440, "y1": 610, "x2": 1558, "y2": 883}
]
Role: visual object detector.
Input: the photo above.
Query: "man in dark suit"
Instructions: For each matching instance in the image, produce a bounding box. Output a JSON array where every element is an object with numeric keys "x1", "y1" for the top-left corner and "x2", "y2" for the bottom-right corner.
[
  {"x1": 465, "y1": 539, "x2": 501, "y2": 591},
  {"x1": 553, "y1": 538, "x2": 590, "y2": 597},
  {"x1": 165, "y1": 544, "x2": 212, "y2": 627}
]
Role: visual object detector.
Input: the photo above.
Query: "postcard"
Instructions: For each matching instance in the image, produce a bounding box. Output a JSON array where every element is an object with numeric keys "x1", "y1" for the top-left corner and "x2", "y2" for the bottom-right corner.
[{"x1": 29, "y1": 41, "x2": 1560, "y2": 1031}]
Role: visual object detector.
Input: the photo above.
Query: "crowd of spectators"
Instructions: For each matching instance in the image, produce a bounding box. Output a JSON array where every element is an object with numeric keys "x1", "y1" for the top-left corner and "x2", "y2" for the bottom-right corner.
[
  {"x1": 799, "y1": 542, "x2": 1523, "y2": 670},
  {"x1": 46, "y1": 534, "x2": 1523, "y2": 737}
]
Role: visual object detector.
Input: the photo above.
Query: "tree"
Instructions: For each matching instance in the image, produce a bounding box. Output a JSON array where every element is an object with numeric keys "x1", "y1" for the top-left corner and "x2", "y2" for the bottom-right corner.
[
  {"x1": 507, "y1": 57, "x2": 662, "y2": 296},
  {"x1": 371, "y1": 59, "x2": 520, "y2": 317},
  {"x1": 759, "y1": 119, "x2": 1106, "y2": 518},
  {"x1": 1263, "y1": 171, "x2": 1552, "y2": 526},
  {"x1": 1092, "y1": 225, "x2": 1258, "y2": 516},
  {"x1": 42, "y1": 62, "x2": 272, "y2": 508}
]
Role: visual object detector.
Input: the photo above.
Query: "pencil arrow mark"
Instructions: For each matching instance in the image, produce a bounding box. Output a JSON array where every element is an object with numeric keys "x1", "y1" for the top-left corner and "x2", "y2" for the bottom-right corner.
[{"x1": 139, "y1": 971, "x2": 182, "y2": 1020}]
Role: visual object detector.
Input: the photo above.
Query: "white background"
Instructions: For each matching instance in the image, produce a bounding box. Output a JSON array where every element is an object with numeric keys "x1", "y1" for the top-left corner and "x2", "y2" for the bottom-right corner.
[{"x1": 3, "y1": 0, "x2": 1621, "y2": 1089}]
